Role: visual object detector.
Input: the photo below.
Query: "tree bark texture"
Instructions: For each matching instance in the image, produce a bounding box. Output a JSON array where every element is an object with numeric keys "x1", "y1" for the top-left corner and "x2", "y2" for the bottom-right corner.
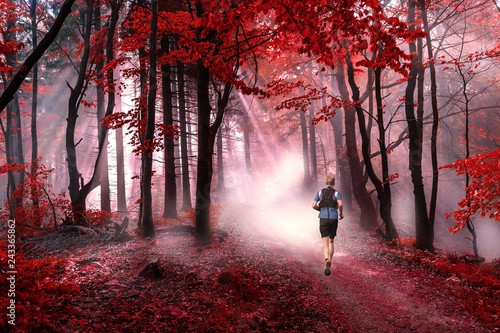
[
  {"x1": 374, "y1": 67, "x2": 398, "y2": 240},
  {"x1": 242, "y1": 111, "x2": 252, "y2": 171},
  {"x1": 30, "y1": 0, "x2": 39, "y2": 175},
  {"x1": 309, "y1": 108, "x2": 318, "y2": 187},
  {"x1": 142, "y1": 0, "x2": 158, "y2": 237},
  {"x1": 195, "y1": 61, "x2": 213, "y2": 244},
  {"x1": 177, "y1": 62, "x2": 192, "y2": 210},
  {"x1": 336, "y1": 63, "x2": 378, "y2": 229},
  {"x1": 406, "y1": 0, "x2": 433, "y2": 251},
  {"x1": 95, "y1": 5, "x2": 111, "y2": 213},
  {"x1": 66, "y1": 0, "x2": 94, "y2": 222},
  {"x1": 419, "y1": 0, "x2": 439, "y2": 231},
  {"x1": 137, "y1": 46, "x2": 148, "y2": 229},
  {"x1": 329, "y1": 71, "x2": 352, "y2": 211},
  {"x1": 300, "y1": 109, "x2": 312, "y2": 190},
  {"x1": 216, "y1": 127, "x2": 225, "y2": 193},
  {"x1": 345, "y1": 54, "x2": 397, "y2": 238},
  {"x1": 161, "y1": 34, "x2": 178, "y2": 219}
]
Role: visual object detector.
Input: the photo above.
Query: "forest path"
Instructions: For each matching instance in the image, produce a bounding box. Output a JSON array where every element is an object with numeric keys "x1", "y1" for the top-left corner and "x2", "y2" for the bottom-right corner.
[{"x1": 220, "y1": 197, "x2": 486, "y2": 333}]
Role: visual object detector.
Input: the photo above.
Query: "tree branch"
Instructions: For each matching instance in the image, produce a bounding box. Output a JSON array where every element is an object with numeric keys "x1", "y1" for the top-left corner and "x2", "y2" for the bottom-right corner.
[{"x1": 0, "y1": 0, "x2": 76, "y2": 113}]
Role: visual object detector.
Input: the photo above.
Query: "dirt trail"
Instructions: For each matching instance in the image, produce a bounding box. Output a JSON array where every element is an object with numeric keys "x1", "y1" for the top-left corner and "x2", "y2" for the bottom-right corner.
[{"x1": 222, "y1": 199, "x2": 487, "y2": 333}]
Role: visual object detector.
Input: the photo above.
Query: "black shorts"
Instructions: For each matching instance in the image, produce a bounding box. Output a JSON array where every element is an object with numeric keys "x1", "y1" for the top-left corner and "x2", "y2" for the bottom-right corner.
[{"x1": 319, "y1": 218, "x2": 338, "y2": 239}]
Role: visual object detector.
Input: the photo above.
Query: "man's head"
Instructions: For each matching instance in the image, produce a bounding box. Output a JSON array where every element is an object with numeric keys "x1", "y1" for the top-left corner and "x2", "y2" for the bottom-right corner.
[{"x1": 326, "y1": 175, "x2": 335, "y2": 186}]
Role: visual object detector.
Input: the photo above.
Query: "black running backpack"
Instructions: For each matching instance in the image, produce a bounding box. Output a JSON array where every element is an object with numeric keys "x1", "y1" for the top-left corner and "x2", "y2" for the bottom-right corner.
[{"x1": 317, "y1": 187, "x2": 338, "y2": 209}]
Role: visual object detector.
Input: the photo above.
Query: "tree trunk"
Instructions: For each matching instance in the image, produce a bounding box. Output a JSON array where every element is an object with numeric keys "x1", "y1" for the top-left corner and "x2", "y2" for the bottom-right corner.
[
  {"x1": 142, "y1": 0, "x2": 158, "y2": 237},
  {"x1": 137, "y1": 46, "x2": 148, "y2": 229},
  {"x1": 1, "y1": 17, "x2": 26, "y2": 218},
  {"x1": 194, "y1": 2, "x2": 232, "y2": 243},
  {"x1": 345, "y1": 54, "x2": 398, "y2": 239},
  {"x1": 299, "y1": 109, "x2": 311, "y2": 190},
  {"x1": 101, "y1": 0, "x2": 121, "y2": 213},
  {"x1": 0, "y1": 0, "x2": 76, "y2": 114},
  {"x1": 113, "y1": 65, "x2": 127, "y2": 213},
  {"x1": 374, "y1": 67, "x2": 398, "y2": 240},
  {"x1": 66, "y1": 0, "x2": 120, "y2": 223},
  {"x1": 329, "y1": 71, "x2": 352, "y2": 211},
  {"x1": 419, "y1": 0, "x2": 439, "y2": 231},
  {"x1": 115, "y1": 100, "x2": 127, "y2": 213},
  {"x1": 195, "y1": 61, "x2": 213, "y2": 244},
  {"x1": 242, "y1": 111, "x2": 252, "y2": 171},
  {"x1": 161, "y1": 34, "x2": 178, "y2": 219},
  {"x1": 30, "y1": 0, "x2": 39, "y2": 209},
  {"x1": 66, "y1": 0, "x2": 94, "y2": 222},
  {"x1": 336, "y1": 62, "x2": 378, "y2": 229},
  {"x1": 4, "y1": 99, "x2": 25, "y2": 217},
  {"x1": 177, "y1": 62, "x2": 192, "y2": 210},
  {"x1": 215, "y1": 126, "x2": 225, "y2": 193},
  {"x1": 95, "y1": 5, "x2": 111, "y2": 213},
  {"x1": 309, "y1": 107, "x2": 318, "y2": 187},
  {"x1": 406, "y1": 0, "x2": 433, "y2": 251}
]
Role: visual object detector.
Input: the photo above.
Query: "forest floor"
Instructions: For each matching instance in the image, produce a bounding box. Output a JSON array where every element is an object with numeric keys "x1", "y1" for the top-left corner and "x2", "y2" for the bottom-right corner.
[{"x1": 3, "y1": 198, "x2": 499, "y2": 332}]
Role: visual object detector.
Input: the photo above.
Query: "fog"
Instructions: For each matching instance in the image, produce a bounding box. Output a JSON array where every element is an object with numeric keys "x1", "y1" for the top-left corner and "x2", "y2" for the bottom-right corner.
[{"x1": 3, "y1": 56, "x2": 499, "y2": 264}]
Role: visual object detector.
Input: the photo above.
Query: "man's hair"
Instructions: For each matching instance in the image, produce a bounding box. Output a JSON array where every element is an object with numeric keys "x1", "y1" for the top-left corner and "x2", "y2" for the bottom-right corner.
[{"x1": 326, "y1": 175, "x2": 335, "y2": 186}]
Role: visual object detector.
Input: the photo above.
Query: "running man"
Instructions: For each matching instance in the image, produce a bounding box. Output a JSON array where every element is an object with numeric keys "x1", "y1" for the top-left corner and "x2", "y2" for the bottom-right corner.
[{"x1": 312, "y1": 175, "x2": 344, "y2": 276}]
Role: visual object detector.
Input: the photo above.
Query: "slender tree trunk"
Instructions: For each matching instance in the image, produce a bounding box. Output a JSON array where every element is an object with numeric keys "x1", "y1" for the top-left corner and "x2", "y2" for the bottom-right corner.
[
  {"x1": 215, "y1": 126, "x2": 225, "y2": 193},
  {"x1": 345, "y1": 54, "x2": 398, "y2": 239},
  {"x1": 30, "y1": 0, "x2": 39, "y2": 209},
  {"x1": 299, "y1": 109, "x2": 311, "y2": 190},
  {"x1": 4, "y1": 99, "x2": 25, "y2": 218},
  {"x1": 142, "y1": 0, "x2": 158, "y2": 237},
  {"x1": 101, "y1": 0, "x2": 121, "y2": 213},
  {"x1": 329, "y1": 72, "x2": 352, "y2": 211},
  {"x1": 115, "y1": 82, "x2": 127, "y2": 213},
  {"x1": 1, "y1": 17, "x2": 25, "y2": 218},
  {"x1": 336, "y1": 62, "x2": 378, "y2": 229},
  {"x1": 66, "y1": 0, "x2": 94, "y2": 223},
  {"x1": 456, "y1": 38, "x2": 479, "y2": 257},
  {"x1": 419, "y1": 0, "x2": 439, "y2": 231},
  {"x1": 309, "y1": 107, "x2": 318, "y2": 187},
  {"x1": 137, "y1": 46, "x2": 148, "y2": 229},
  {"x1": 242, "y1": 111, "x2": 252, "y2": 171},
  {"x1": 406, "y1": 0, "x2": 433, "y2": 251},
  {"x1": 177, "y1": 62, "x2": 192, "y2": 210},
  {"x1": 225, "y1": 119, "x2": 235, "y2": 164},
  {"x1": 95, "y1": 5, "x2": 111, "y2": 213},
  {"x1": 161, "y1": 34, "x2": 178, "y2": 219},
  {"x1": 375, "y1": 67, "x2": 398, "y2": 240},
  {"x1": 464, "y1": 94, "x2": 478, "y2": 256}
]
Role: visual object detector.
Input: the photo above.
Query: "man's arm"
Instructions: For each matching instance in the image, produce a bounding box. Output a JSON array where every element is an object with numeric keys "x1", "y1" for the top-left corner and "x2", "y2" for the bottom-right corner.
[
  {"x1": 338, "y1": 200, "x2": 344, "y2": 220},
  {"x1": 312, "y1": 200, "x2": 318, "y2": 208}
]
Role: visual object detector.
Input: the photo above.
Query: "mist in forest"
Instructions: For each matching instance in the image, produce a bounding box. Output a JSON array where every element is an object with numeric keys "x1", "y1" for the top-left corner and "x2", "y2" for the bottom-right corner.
[
  {"x1": 2, "y1": 0, "x2": 499, "y2": 263},
  {"x1": 219, "y1": 143, "x2": 500, "y2": 261},
  {"x1": 216, "y1": 89, "x2": 500, "y2": 261}
]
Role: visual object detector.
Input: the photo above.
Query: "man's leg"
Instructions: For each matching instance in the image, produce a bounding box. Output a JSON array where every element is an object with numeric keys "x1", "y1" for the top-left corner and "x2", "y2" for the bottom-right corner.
[
  {"x1": 328, "y1": 237, "x2": 335, "y2": 261},
  {"x1": 323, "y1": 237, "x2": 332, "y2": 276},
  {"x1": 322, "y1": 237, "x2": 330, "y2": 262}
]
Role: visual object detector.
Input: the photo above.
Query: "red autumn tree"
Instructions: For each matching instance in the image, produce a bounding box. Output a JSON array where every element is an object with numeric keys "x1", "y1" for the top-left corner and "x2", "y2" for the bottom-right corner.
[{"x1": 442, "y1": 148, "x2": 500, "y2": 237}]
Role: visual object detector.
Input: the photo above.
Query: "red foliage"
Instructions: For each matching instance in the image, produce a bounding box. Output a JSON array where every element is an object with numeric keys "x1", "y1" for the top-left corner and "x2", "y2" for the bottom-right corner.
[
  {"x1": 440, "y1": 148, "x2": 500, "y2": 234},
  {"x1": 383, "y1": 243, "x2": 500, "y2": 329},
  {"x1": 186, "y1": 204, "x2": 222, "y2": 228},
  {"x1": 0, "y1": 160, "x2": 117, "y2": 237},
  {"x1": 0, "y1": 0, "x2": 25, "y2": 76},
  {"x1": 0, "y1": 242, "x2": 80, "y2": 331},
  {"x1": 0, "y1": 160, "x2": 73, "y2": 237}
]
